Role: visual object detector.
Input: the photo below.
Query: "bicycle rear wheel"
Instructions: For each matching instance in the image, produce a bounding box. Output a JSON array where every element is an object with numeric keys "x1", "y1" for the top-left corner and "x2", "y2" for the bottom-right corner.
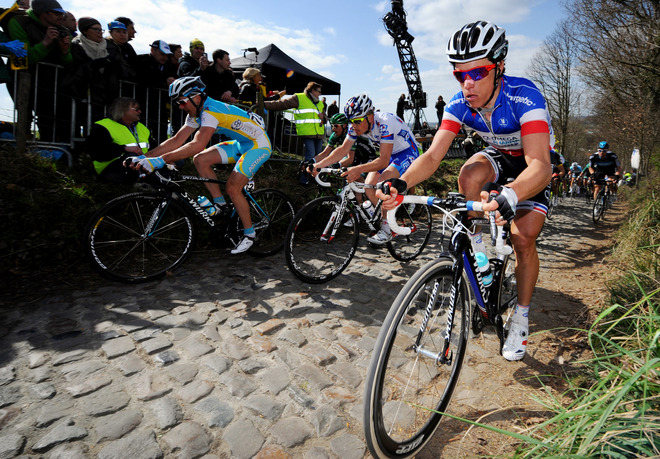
[
  {"x1": 285, "y1": 196, "x2": 359, "y2": 283},
  {"x1": 241, "y1": 188, "x2": 295, "y2": 257},
  {"x1": 364, "y1": 258, "x2": 470, "y2": 458},
  {"x1": 84, "y1": 192, "x2": 195, "y2": 283},
  {"x1": 386, "y1": 203, "x2": 432, "y2": 261}
]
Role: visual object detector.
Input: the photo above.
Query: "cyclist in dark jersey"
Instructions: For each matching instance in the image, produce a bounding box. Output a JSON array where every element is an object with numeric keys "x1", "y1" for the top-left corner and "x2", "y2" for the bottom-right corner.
[
  {"x1": 588, "y1": 141, "x2": 621, "y2": 201},
  {"x1": 378, "y1": 21, "x2": 553, "y2": 361},
  {"x1": 314, "y1": 113, "x2": 378, "y2": 167},
  {"x1": 550, "y1": 149, "x2": 566, "y2": 205}
]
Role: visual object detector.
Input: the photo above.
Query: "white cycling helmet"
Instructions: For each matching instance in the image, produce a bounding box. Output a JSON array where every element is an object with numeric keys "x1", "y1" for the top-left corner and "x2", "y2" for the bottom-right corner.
[
  {"x1": 344, "y1": 93, "x2": 374, "y2": 119},
  {"x1": 169, "y1": 76, "x2": 206, "y2": 100},
  {"x1": 446, "y1": 21, "x2": 508, "y2": 64}
]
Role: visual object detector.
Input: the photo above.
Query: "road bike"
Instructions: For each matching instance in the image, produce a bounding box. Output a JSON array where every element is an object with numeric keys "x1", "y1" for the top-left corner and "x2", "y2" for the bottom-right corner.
[
  {"x1": 291, "y1": 160, "x2": 342, "y2": 210},
  {"x1": 363, "y1": 192, "x2": 517, "y2": 459},
  {"x1": 84, "y1": 167, "x2": 295, "y2": 283},
  {"x1": 284, "y1": 168, "x2": 433, "y2": 284},
  {"x1": 592, "y1": 177, "x2": 614, "y2": 223}
]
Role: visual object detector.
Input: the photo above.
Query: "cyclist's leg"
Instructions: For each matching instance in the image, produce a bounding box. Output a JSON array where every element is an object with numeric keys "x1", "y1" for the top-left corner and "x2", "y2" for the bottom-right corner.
[
  {"x1": 228, "y1": 146, "x2": 271, "y2": 231},
  {"x1": 193, "y1": 140, "x2": 241, "y2": 199}
]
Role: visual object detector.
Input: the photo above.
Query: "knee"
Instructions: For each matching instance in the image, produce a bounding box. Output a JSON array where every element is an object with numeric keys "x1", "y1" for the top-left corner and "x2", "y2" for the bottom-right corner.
[
  {"x1": 511, "y1": 232, "x2": 537, "y2": 260},
  {"x1": 192, "y1": 153, "x2": 205, "y2": 168},
  {"x1": 458, "y1": 162, "x2": 491, "y2": 193}
]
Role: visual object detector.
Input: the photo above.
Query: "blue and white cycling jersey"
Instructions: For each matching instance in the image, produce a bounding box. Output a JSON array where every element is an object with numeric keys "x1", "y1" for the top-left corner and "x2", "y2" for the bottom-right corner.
[
  {"x1": 347, "y1": 111, "x2": 420, "y2": 156},
  {"x1": 441, "y1": 74, "x2": 554, "y2": 156}
]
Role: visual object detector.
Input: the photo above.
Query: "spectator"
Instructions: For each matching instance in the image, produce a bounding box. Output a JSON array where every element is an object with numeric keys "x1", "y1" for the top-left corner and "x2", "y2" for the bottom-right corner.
[
  {"x1": 201, "y1": 48, "x2": 238, "y2": 103},
  {"x1": 85, "y1": 96, "x2": 156, "y2": 183},
  {"x1": 327, "y1": 99, "x2": 339, "y2": 118},
  {"x1": 7, "y1": 0, "x2": 73, "y2": 142},
  {"x1": 435, "y1": 94, "x2": 445, "y2": 125},
  {"x1": 396, "y1": 93, "x2": 406, "y2": 119},
  {"x1": 17, "y1": 0, "x2": 29, "y2": 9},
  {"x1": 177, "y1": 38, "x2": 208, "y2": 77},
  {"x1": 63, "y1": 11, "x2": 76, "y2": 37},
  {"x1": 133, "y1": 39, "x2": 176, "y2": 142},
  {"x1": 105, "y1": 20, "x2": 136, "y2": 83},
  {"x1": 167, "y1": 43, "x2": 184, "y2": 132},
  {"x1": 264, "y1": 81, "x2": 325, "y2": 184},
  {"x1": 168, "y1": 43, "x2": 182, "y2": 71},
  {"x1": 114, "y1": 16, "x2": 136, "y2": 43},
  {"x1": 64, "y1": 16, "x2": 122, "y2": 130},
  {"x1": 321, "y1": 96, "x2": 327, "y2": 117}
]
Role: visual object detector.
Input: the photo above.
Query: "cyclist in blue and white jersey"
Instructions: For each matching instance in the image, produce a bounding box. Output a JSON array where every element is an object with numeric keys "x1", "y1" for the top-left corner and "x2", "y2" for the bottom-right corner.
[
  {"x1": 313, "y1": 93, "x2": 421, "y2": 245},
  {"x1": 378, "y1": 21, "x2": 553, "y2": 361},
  {"x1": 568, "y1": 161, "x2": 582, "y2": 194},
  {"x1": 131, "y1": 76, "x2": 271, "y2": 254}
]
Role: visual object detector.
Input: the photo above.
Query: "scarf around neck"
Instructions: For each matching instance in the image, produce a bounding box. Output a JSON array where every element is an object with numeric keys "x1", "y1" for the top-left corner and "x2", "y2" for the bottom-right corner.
[{"x1": 74, "y1": 34, "x2": 108, "y2": 60}]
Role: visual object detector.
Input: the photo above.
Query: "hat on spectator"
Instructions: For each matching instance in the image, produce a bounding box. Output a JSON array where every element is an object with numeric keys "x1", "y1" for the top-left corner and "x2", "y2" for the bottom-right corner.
[
  {"x1": 31, "y1": 0, "x2": 66, "y2": 15},
  {"x1": 77, "y1": 17, "x2": 100, "y2": 33},
  {"x1": 189, "y1": 38, "x2": 204, "y2": 50},
  {"x1": 151, "y1": 40, "x2": 173, "y2": 55},
  {"x1": 242, "y1": 67, "x2": 261, "y2": 81},
  {"x1": 107, "y1": 20, "x2": 126, "y2": 30}
]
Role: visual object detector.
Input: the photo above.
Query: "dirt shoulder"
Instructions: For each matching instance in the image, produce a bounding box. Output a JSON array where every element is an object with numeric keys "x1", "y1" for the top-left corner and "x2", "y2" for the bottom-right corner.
[{"x1": 423, "y1": 195, "x2": 627, "y2": 458}]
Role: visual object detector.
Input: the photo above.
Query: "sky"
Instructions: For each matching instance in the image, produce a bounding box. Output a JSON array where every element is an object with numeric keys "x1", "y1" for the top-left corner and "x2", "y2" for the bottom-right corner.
[{"x1": 0, "y1": 0, "x2": 566, "y2": 125}]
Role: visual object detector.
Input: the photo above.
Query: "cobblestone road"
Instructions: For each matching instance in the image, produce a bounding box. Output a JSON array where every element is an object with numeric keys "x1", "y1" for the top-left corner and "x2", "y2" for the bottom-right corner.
[{"x1": 0, "y1": 196, "x2": 621, "y2": 458}]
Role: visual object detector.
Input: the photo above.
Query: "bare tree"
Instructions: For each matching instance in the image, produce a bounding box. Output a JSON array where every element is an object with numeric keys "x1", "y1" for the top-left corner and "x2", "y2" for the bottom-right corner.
[
  {"x1": 527, "y1": 20, "x2": 583, "y2": 162},
  {"x1": 563, "y1": 0, "x2": 660, "y2": 176}
]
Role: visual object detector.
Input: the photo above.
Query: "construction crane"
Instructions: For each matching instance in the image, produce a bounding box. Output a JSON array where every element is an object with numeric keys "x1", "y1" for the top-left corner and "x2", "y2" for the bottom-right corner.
[{"x1": 382, "y1": 0, "x2": 428, "y2": 133}]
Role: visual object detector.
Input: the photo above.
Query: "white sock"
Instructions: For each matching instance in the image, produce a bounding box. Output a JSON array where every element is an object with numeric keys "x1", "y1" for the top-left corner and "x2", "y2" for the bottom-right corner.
[{"x1": 513, "y1": 303, "x2": 529, "y2": 325}]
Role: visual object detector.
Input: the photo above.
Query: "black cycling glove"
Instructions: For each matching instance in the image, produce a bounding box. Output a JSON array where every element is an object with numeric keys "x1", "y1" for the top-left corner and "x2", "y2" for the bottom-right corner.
[
  {"x1": 482, "y1": 182, "x2": 518, "y2": 222},
  {"x1": 377, "y1": 178, "x2": 407, "y2": 195}
]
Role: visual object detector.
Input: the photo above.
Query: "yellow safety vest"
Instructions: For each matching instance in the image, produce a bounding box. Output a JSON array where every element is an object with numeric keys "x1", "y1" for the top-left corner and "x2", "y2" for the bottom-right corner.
[
  {"x1": 293, "y1": 93, "x2": 324, "y2": 136},
  {"x1": 93, "y1": 119, "x2": 150, "y2": 174}
]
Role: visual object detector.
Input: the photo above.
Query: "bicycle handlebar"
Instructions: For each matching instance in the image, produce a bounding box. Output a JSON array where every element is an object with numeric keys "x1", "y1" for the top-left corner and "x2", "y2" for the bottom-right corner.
[
  {"x1": 386, "y1": 194, "x2": 512, "y2": 255},
  {"x1": 314, "y1": 167, "x2": 368, "y2": 194}
]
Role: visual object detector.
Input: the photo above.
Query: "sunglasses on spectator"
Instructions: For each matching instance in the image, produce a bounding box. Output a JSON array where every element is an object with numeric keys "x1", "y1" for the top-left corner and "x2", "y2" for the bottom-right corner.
[
  {"x1": 89, "y1": 27, "x2": 104, "y2": 32},
  {"x1": 452, "y1": 63, "x2": 497, "y2": 84},
  {"x1": 350, "y1": 117, "x2": 366, "y2": 125},
  {"x1": 129, "y1": 107, "x2": 141, "y2": 111},
  {"x1": 176, "y1": 98, "x2": 190, "y2": 107}
]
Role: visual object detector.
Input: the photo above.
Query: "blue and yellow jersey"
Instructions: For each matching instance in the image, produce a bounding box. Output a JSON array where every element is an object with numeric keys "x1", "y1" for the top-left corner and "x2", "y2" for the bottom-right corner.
[{"x1": 184, "y1": 97, "x2": 271, "y2": 153}]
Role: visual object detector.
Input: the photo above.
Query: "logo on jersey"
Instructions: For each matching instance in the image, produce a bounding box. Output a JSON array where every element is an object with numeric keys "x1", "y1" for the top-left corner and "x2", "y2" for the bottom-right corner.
[
  {"x1": 231, "y1": 120, "x2": 243, "y2": 131},
  {"x1": 498, "y1": 118, "x2": 509, "y2": 128},
  {"x1": 507, "y1": 94, "x2": 534, "y2": 107}
]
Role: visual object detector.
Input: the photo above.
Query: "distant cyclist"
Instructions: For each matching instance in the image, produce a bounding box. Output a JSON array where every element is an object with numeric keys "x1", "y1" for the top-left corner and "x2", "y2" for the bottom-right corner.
[
  {"x1": 377, "y1": 21, "x2": 554, "y2": 361},
  {"x1": 550, "y1": 149, "x2": 566, "y2": 205},
  {"x1": 129, "y1": 76, "x2": 271, "y2": 254},
  {"x1": 588, "y1": 141, "x2": 621, "y2": 202},
  {"x1": 568, "y1": 161, "x2": 582, "y2": 195},
  {"x1": 312, "y1": 93, "x2": 421, "y2": 245}
]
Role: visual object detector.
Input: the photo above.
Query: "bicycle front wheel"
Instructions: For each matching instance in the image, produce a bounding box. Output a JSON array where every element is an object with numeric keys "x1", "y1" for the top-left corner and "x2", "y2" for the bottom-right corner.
[
  {"x1": 387, "y1": 203, "x2": 432, "y2": 261},
  {"x1": 292, "y1": 185, "x2": 333, "y2": 210},
  {"x1": 364, "y1": 258, "x2": 470, "y2": 459},
  {"x1": 592, "y1": 191, "x2": 605, "y2": 223},
  {"x1": 84, "y1": 192, "x2": 195, "y2": 283},
  {"x1": 285, "y1": 196, "x2": 359, "y2": 283},
  {"x1": 241, "y1": 188, "x2": 295, "y2": 257}
]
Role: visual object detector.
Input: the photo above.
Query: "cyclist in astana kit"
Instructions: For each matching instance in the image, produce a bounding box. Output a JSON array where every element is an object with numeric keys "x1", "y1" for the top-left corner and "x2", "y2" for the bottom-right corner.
[
  {"x1": 377, "y1": 21, "x2": 553, "y2": 361},
  {"x1": 589, "y1": 141, "x2": 622, "y2": 201},
  {"x1": 313, "y1": 93, "x2": 421, "y2": 245},
  {"x1": 131, "y1": 76, "x2": 271, "y2": 254}
]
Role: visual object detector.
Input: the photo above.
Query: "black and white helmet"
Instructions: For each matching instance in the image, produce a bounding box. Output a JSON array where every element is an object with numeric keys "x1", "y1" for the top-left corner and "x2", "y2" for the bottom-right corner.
[
  {"x1": 169, "y1": 76, "x2": 206, "y2": 100},
  {"x1": 446, "y1": 21, "x2": 508, "y2": 64},
  {"x1": 344, "y1": 93, "x2": 374, "y2": 119}
]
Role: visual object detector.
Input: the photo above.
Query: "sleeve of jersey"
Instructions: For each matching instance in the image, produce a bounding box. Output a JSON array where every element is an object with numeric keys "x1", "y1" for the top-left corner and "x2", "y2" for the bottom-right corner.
[{"x1": 520, "y1": 108, "x2": 550, "y2": 136}]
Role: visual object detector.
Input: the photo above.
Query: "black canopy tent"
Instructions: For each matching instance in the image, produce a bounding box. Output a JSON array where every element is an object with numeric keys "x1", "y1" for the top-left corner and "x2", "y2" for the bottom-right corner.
[{"x1": 231, "y1": 44, "x2": 341, "y2": 96}]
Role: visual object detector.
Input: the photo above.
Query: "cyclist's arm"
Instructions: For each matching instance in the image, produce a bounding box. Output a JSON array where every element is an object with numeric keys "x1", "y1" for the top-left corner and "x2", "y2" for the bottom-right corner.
[
  {"x1": 342, "y1": 143, "x2": 392, "y2": 182},
  {"x1": 315, "y1": 136, "x2": 354, "y2": 169},
  {"x1": 339, "y1": 149, "x2": 355, "y2": 167},
  {"x1": 151, "y1": 125, "x2": 215, "y2": 163}
]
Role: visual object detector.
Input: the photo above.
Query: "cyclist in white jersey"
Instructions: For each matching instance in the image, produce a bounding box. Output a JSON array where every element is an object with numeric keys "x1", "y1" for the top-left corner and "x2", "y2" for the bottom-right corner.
[
  {"x1": 313, "y1": 93, "x2": 420, "y2": 244},
  {"x1": 378, "y1": 21, "x2": 553, "y2": 361}
]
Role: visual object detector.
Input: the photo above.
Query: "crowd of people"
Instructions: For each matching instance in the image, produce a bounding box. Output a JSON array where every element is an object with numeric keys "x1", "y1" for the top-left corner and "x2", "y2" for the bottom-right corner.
[{"x1": 1, "y1": 0, "x2": 279, "y2": 146}]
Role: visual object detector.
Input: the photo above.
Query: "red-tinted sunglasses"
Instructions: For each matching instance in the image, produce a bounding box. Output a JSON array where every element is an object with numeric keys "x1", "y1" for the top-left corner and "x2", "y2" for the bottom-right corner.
[{"x1": 453, "y1": 64, "x2": 497, "y2": 84}]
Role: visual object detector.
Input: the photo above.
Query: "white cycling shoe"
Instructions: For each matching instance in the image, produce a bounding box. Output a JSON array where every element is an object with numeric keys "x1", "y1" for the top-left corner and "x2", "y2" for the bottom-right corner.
[
  {"x1": 367, "y1": 229, "x2": 392, "y2": 245},
  {"x1": 231, "y1": 236, "x2": 254, "y2": 255},
  {"x1": 502, "y1": 319, "x2": 528, "y2": 361}
]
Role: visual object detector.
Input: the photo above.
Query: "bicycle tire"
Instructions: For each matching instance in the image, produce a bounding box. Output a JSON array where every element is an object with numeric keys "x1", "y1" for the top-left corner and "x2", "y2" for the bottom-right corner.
[
  {"x1": 364, "y1": 258, "x2": 470, "y2": 458},
  {"x1": 386, "y1": 203, "x2": 432, "y2": 261},
  {"x1": 592, "y1": 190, "x2": 605, "y2": 223},
  {"x1": 546, "y1": 192, "x2": 554, "y2": 219},
  {"x1": 494, "y1": 253, "x2": 518, "y2": 350},
  {"x1": 285, "y1": 196, "x2": 359, "y2": 283},
  {"x1": 241, "y1": 188, "x2": 295, "y2": 257},
  {"x1": 84, "y1": 192, "x2": 195, "y2": 283},
  {"x1": 292, "y1": 185, "x2": 334, "y2": 210}
]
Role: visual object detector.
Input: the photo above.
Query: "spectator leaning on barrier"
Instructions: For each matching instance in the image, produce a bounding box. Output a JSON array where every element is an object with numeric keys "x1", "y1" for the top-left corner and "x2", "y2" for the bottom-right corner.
[
  {"x1": 84, "y1": 96, "x2": 156, "y2": 183},
  {"x1": 264, "y1": 81, "x2": 326, "y2": 184},
  {"x1": 7, "y1": 0, "x2": 73, "y2": 142},
  {"x1": 105, "y1": 20, "x2": 136, "y2": 82},
  {"x1": 201, "y1": 48, "x2": 238, "y2": 103},
  {"x1": 178, "y1": 38, "x2": 208, "y2": 77}
]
